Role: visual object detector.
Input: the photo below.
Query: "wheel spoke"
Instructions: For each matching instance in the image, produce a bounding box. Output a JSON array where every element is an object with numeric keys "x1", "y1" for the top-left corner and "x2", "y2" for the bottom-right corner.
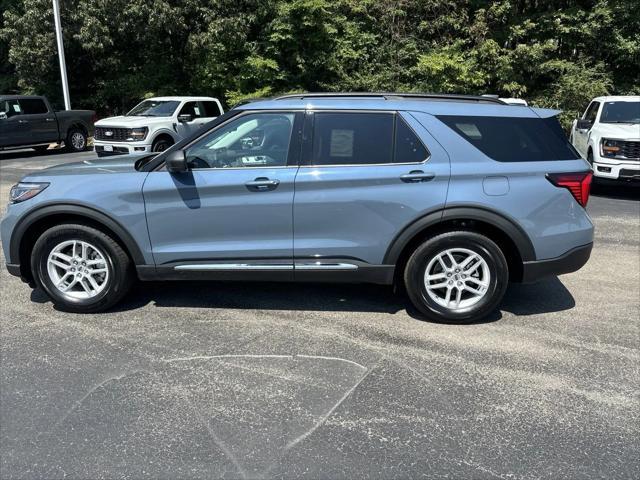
[
  {"x1": 50, "y1": 259, "x2": 70, "y2": 270},
  {"x1": 444, "y1": 287, "x2": 452, "y2": 306},
  {"x1": 465, "y1": 261, "x2": 482, "y2": 275},
  {"x1": 85, "y1": 275, "x2": 100, "y2": 291},
  {"x1": 81, "y1": 242, "x2": 88, "y2": 261},
  {"x1": 437, "y1": 255, "x2": 448, "y2": 271},
  {"x1": 426, "y1": 272, "x2": 446, "y2": 281},
  {"x1": 465, "y1": 284, "x2": 485, "y2": 296},
  {"x1": 51, "y1": 251, "x2": 72, "y2": 263},
  {"x1": 78, "y1": 278, "x2": 91, "y2": 293},
  {"x1": 454, "y1": 287, "x2": 462, "y2": 307},
  {"x1": 427, "y1": 280, "x2": 449, "y2": 290},
  {"x1": 459, "y1": 254, "x2": 478, "y2": 269},
  {"x1": 466, "y1": 277, "x2": 488, "y2": 288},
  {"x1": 446, "y1": 251, "x2": 457, "y2": 268},
  {"x1": 88, "y1": 267, "x2": 107, "y2": 274},
  {"x1": 59, "y1": 278, "x2": 77, "y2": 292}
]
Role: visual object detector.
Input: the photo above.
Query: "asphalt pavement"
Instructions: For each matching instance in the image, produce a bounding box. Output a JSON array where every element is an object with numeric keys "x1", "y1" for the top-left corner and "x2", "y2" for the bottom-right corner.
[{"x1": 0, "y1": 148, "x2": 638, "y2": 479}]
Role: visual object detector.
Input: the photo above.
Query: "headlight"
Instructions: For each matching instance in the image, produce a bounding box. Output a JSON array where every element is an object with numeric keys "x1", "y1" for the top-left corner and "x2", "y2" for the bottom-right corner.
[
  {"x1": 601, "y1": 138, "x2": 622, "y2": 157},
  {"x1": 126, "y1": 127, "x2": 148, "y2": 141},
  {"x1": 9, "y1": 182, "x2": 49, "y2": 204}
]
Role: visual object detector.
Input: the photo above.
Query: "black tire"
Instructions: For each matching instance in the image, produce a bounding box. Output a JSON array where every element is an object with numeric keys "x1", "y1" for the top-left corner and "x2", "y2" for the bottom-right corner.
[
  {"x1": 31, "y1": 224, "x2": 134, "y2": 313},
  {"x1": 152, "y1": 136, "x2": 173, "y2": 152},
  {"x1": 66, "y1": 128, "x2": 87, "y2": 152},
  {"x1": 404, "y1": 231, "x2": 508, "y2": 324}
]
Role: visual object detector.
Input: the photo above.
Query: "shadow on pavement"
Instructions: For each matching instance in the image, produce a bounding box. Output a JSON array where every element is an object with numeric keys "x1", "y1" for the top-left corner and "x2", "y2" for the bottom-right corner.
[
  {"x1": 32, "y1": 275, "x2": 576, "y2": 322},
  {"x1": 0, "y1": 148, "x2": 68, "y2": 161},
  {"x1": 591, "y1": 182, "x2": 640, "y2": 200}
]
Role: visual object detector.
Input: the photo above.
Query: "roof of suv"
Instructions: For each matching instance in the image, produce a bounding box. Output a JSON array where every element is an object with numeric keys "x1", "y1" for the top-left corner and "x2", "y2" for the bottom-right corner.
[{"x1": 235, "y1": 93, "x2": 556, "y2": 118}]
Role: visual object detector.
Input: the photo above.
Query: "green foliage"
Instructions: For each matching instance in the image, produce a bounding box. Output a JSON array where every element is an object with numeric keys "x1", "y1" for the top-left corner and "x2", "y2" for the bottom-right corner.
[{"x1": 1, "y1": 0, "x2": 638, "y2": 125}]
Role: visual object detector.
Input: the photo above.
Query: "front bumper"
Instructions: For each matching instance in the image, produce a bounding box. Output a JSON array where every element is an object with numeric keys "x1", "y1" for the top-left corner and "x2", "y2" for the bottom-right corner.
[
  {"x1": 521, "y1": 243, "x2": 593, "y2": 283},
  {"x1": 94, "y1": 141, "x2": 151, "y2": 156},
  {"x1": 592, "y1": 158, "x2": 640, "y2": 182}
]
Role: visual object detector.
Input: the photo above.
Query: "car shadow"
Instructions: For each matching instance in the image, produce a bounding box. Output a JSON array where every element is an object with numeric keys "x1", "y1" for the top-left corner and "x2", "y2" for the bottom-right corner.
[
  {"x1": 591, "y1": 182, "x2": 640, "y2": 200},
  {"x1": 0, "y1": 147, "x2": 67, "y2": 161},
  {"x1": 32, "y1": 275, "x2": 576, "y2": 323}
]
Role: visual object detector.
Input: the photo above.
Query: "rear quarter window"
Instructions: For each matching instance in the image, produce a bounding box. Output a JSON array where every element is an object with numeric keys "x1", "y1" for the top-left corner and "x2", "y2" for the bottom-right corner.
[{"x1": 437, "y1": 115, "x2": 580, "y2": 162}]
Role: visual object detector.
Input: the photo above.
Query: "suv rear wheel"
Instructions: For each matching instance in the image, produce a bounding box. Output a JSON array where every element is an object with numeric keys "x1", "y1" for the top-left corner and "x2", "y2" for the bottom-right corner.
[
  {"x1": 31, "y1": 224, "x2": 133, "y2": 313},
  {"x1": 404, "y1": 231, "x2": 508, "y2": 323}
]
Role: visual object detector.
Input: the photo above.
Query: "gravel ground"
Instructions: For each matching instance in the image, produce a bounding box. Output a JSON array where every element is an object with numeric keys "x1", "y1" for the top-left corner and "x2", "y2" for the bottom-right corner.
[{"x1": 1, "y1": 148, "x2": 638, "y2": 479}]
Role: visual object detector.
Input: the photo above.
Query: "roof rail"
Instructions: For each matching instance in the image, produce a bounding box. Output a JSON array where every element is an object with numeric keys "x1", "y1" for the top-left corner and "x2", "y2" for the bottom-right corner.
[{"x1": 274, "y1": 92, "x2": 506, "y2": 105}]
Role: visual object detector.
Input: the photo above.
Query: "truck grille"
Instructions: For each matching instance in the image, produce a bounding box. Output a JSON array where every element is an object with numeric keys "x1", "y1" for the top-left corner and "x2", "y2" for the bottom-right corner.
[
  {"x1": 95, "y1": 127, "x2": 130, "y2": 142},
  {"x1": 618, "y1": 140, "x2": 640, "y2": 160}
]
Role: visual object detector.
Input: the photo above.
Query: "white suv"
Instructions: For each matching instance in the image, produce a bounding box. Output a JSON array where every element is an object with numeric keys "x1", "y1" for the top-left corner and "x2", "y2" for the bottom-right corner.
[
  {"x1": 570, "y1": 95, "x2": 640, "y2": 182},
  {"x1": 94, "y1": 96, "x2": 224, "y2": 156}
]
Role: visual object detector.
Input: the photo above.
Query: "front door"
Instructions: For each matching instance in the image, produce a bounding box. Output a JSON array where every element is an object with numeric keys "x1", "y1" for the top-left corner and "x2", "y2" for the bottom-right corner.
[
  {"x1": 574, "y1": 101, "x2": 599, "y2": 158},
  {"x1": 293, "y1": 111, "x2": 450, "y2": 267},
  {"x1": 143, "y1": 111, "x2": 302, "y2": 272},
  {"x1": 0, "y1": 99, "x2": 28, "y2": 147}
]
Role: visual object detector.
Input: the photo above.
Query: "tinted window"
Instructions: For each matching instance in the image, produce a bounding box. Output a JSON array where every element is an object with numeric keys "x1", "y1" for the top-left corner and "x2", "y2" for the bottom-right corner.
[
  {"x1": 179, "y1": 101, "x2": 200, "y2": 118},
  {"x1": 1, "y1": 99, "x2": 21, "y2": 118},
  {"x1": 395, "y1": 117, "x2": 429, "y2": 163},
  {"x1": 312, "y1": 113, "x2": 393, "y2": 165},
  {"x1": 437, "y1": 115, "x2": 580, "y2": 162},
  {"x1": 19, "y1": 98, "x2": 48, "y2": 114},
  {"x1": 584, "y1": 102, "x2": 600, "y2": 122},
  {"x1": 185, "y1": 113, "x2": 295, "y2": 168},
  {"x1": 600, "y1": 101, "x2": 640, "y2": 124},
  {"x1": 202, "y1": 101, "x2": 222, "y2": 117}
]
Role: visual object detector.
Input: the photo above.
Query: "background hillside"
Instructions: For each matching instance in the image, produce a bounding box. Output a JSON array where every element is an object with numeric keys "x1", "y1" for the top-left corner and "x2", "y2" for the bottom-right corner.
[{"x1": 1, "y1": 0, "x2": 638, "y2": 127}]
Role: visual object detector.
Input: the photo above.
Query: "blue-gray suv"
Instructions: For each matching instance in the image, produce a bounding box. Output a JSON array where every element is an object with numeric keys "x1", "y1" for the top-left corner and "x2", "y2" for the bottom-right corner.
[{"x1": 1, "y1": 93, "x2": 594, "y2": 323}]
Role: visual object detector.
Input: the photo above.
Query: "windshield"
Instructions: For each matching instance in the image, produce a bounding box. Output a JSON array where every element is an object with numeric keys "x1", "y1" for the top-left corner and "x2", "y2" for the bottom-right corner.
[
  {"x1": 600, "y1": 101, "x2": 640, "y2": 124},
  {"x1": 127, "y1": 100, "x2": 180, "y2": 117}
]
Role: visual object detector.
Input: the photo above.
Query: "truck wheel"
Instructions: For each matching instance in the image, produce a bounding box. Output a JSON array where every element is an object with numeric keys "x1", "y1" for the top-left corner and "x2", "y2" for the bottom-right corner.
[
  {"x1": 66, "y1": 128, "x2": 87, "y2": 152},
  {"x1": 152, "y1": 137, "x2": 173, "y2": 152},
  {"x1": 404, "y1": 231, "x2": 509, "y2": 324},
  {"x1": 31, "y1": 224, "x2": 134, "y2": 313}
]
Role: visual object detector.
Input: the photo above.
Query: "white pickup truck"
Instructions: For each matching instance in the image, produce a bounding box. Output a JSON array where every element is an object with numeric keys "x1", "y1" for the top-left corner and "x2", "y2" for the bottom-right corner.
[
  {"x1": 570, "y1": 95, "x2": 640, "y2": 183},
  {"x1": 94, "y1": 96, "x2": 224, "y2": 156}
]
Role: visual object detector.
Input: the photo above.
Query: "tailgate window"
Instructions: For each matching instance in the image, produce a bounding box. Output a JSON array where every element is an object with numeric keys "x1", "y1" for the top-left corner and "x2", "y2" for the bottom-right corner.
[{"x1": 437, "y1": 115, "x2": 580, "y2": 162}]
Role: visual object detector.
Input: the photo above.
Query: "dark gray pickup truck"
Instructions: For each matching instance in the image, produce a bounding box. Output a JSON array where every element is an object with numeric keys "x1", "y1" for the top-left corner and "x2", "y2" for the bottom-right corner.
[{"x1": 0, "y1": 95, "x2": 95, "y2": 152}]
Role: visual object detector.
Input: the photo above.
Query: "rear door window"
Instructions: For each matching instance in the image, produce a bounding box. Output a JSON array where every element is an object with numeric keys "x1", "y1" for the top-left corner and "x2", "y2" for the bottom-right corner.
[
  {"x1": 201, "y1": 101, "x2": 222, "y2": 117},
  {"x1": 437, "y1": 115, "x2": 580, "y2": 162},
  {"x1": 19, "y1": 98, "x2": 48, "y2": 115}
]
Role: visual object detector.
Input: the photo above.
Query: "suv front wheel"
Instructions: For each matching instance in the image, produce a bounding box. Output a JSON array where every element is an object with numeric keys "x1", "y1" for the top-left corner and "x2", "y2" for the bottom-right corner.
[
  {"x1": 31, "y1": 224, "x2": 133, "y2": 313},
  {"x1": 404, "y1": 231, "x2": 508, "y2": 323}
]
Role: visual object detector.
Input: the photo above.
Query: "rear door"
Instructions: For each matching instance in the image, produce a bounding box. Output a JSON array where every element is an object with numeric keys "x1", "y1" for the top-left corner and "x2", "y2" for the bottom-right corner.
[
  {"x1": 18, "y1": 98, "x2": 59, "y2": 144},
  {"x1": 293, "y1": 110, "x2": 450, "y2": 266}
]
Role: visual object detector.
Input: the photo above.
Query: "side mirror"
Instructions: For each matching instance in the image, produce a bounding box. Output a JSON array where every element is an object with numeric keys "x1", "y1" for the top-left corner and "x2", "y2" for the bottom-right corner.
[
  {"x1": 165, "y1": 150, "x2": 188, "y2": 173},
  {"x1": 0, "y1": 112, "x2": 7, "y2": 120},
  {"x1": 576, "y1": 118, "x2": 593, "y2": 130},
  {"x1": 178, "y1": 114, "x2": 193, "y2": 123}
]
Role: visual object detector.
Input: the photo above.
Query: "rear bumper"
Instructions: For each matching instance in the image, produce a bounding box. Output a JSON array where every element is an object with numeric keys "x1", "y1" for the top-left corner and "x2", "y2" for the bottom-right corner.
[{"x1": 521, "y1": 243, "x2": 593, "y2": 283}]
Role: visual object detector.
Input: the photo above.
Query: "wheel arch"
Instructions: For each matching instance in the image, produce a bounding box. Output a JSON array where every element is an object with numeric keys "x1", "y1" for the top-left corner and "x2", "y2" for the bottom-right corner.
[
  {"x1": 385, "y1": 207, "x2": 536, "y2": 284},
  {"x1": 150, "y1": 130, "x2": 177, "y2": 146},
  {"x1": 11, "y1": 204, "x2": 146, "y2": 282}
]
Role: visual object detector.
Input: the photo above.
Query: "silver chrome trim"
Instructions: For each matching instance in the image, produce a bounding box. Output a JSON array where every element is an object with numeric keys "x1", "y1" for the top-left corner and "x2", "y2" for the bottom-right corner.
[
  {"x1": 173, "y1": 262, "x2": 360, "y2": 271},
  {"x1": 174, "y1": 264, "x2": 293, "y2": 271},
  {"x1": 294, "y1": 262, "x2": 359, "y2": 270}
]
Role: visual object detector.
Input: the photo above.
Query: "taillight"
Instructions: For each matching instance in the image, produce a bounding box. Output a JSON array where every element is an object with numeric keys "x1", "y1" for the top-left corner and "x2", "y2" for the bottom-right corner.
[{"x1": 546, "y1": 172, "x2": 592, "y2": 207}]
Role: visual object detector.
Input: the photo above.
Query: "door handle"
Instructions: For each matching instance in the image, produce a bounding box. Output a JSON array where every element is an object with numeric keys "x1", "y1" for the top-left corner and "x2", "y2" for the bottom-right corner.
[
  {"x1": 45, "y1": 118, "x2": 55, "y2": 122},
  {"x1": 400, "y1": 170, "x2": 435, "y2": 183},
  {"x1": 18, "y1": 119, "x2": 29, "y2": 124},
  {"x1": 245, "y1": 177, "x2": 280, "y2": 192}
]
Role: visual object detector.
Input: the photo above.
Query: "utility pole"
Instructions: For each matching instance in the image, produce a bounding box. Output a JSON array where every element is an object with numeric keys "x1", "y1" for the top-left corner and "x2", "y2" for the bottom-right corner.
[{"x1": 52, "y1": 0, "x2": 71, "y2": 110}]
